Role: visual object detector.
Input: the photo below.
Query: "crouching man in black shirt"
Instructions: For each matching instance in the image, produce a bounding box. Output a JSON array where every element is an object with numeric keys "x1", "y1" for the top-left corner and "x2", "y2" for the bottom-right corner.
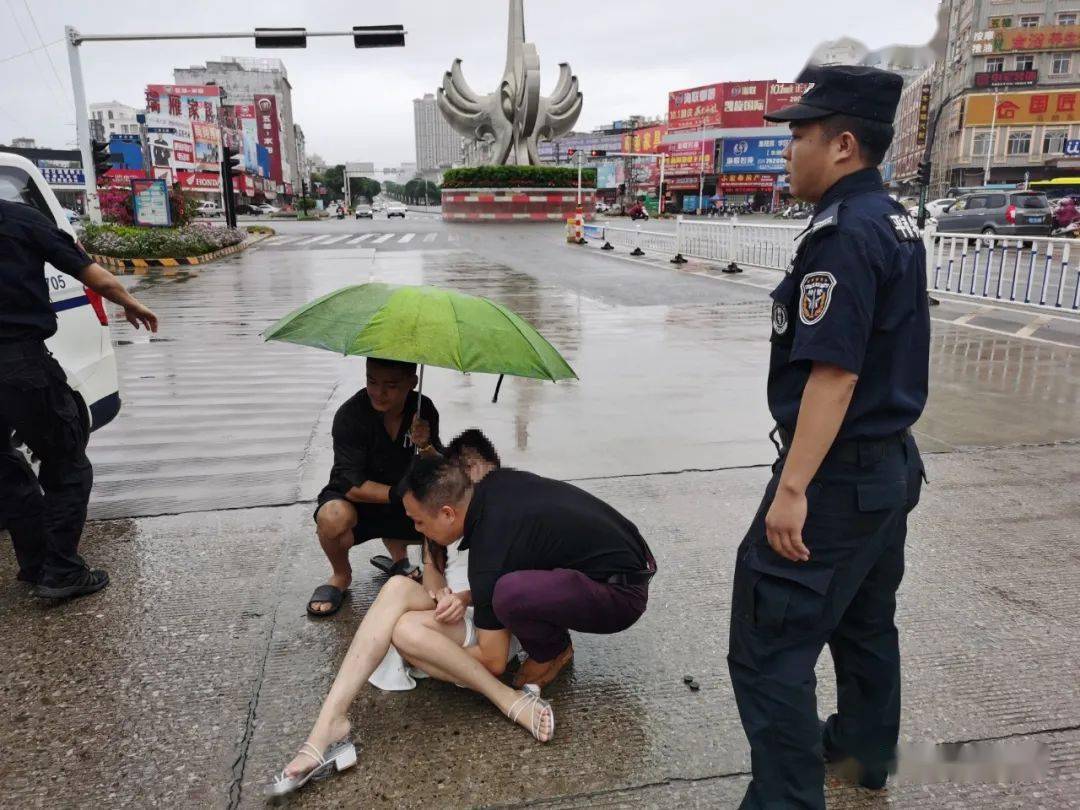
[
  {"x1": 401, "y1": 456, "x2": 656, "y2": 689},
  {"x1": 308, "y1": 358, "x2": 441, "y2": 616}
]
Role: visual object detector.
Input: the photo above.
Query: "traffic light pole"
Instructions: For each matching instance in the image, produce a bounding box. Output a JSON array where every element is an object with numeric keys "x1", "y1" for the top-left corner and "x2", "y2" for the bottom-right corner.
[
  {"x1": 64, "y1": 24, "x2": 405, "y2": 228},
  {"x1": 65, "y1": 26, "x2": 101, "y2": 224}
]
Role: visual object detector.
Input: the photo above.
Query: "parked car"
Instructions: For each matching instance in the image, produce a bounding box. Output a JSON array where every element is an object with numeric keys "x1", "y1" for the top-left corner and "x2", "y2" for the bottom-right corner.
[
  {"x1": 906, "y1": 198, "x2": 957, "y2": 219},
  {"x1": 235, "y1": 202, "x2": 258, "y2": 215},
  {"x1": 196, "y1": 201, "x2": 223, "y2": 217},
  {"x1": 595, "y1": 201, "x2": 610, "y2": 214},
  {"x1": 355, "y1": 204, "x2": 374, "y2": 219},
  {"x1": 0, "y1": 152, "x2": 121, "y2": 435},
  {"x1": 934, "y1": 191, "x2": 1052, "y2": 237},
  {"x1": 255, "y1": 203, "x2": 281, "y2": 215},
  {"x1": 386, "y1": 203, "x2": 406, "y2": 219}
]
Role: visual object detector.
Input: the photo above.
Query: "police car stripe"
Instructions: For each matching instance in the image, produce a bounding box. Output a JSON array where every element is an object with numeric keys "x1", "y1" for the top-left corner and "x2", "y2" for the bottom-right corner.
[{"x1": 52, "y1": 295, "x2": 90, "y2": 312}]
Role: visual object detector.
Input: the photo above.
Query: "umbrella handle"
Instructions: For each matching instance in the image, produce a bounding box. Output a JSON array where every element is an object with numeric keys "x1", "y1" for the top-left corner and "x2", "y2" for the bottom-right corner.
[
  {"x1": 492, "y1": 374, "x2": 504, "y2": 404},
  {"x1": 414, "y1": 365, "x2": 425, "y2": 456}
]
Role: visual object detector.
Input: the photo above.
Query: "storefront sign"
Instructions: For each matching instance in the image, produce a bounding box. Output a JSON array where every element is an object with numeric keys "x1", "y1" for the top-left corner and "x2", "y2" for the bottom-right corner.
[
  {"x1": 659, "y1": 139, "x2": 715, "y2": 176},
  {"x1": 254, "y1": 94, "x2": 283, "y2": 182},
  {"x1": 718, "y1": 173, "x2": 775, "y2": 192},
  {"x1": 916, "y1": 84, "x2": 932, "y2": 146},
  {"x1": 973, "y1": 70, "x2": 1039, "y2": 88},
  {"x1": 972, "y1": 26, "x2": 1080, "y2": 55},
  {"x1": 668, "y1": 83, "x2": 723, "y2": 131},
  {"x1": 192, "y1": 121, "x2": 221, "y2": 170},
  {"x1": 765, "y1": 82, "x2": 813, "y2": 116},
  {"x1": 101, "y1": 168, "x2": 147, "y2": 187},
  {"x1": 621, "y1": 125, "x2": 665, "y2": 154},
  {"x1": 721, "y1": 81, "x2": 769, "y2": 128},
  {"x1": 721, "y1": 136, "x2": 790, "y2": 173},
  {"x1": 131, "y1": 178, "x2": 172, "y2": 226},
  {"x1": 145, "y1": 84, "x2": 221, "y2": 122},
  {"x1": 964, "y1": 90, "x2": 1080, "y2": 126},
  {"x1": 175, "y1": 170, "x2": 221, "y2": 192},
  {"x1": 40, "y1": 167, "x2": 85, "y2": 187}
]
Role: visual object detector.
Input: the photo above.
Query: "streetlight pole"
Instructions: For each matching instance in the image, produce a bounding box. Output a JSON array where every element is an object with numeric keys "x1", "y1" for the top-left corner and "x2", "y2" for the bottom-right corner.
[
  {"x1": 983, "y1": 91, "x2": 999, "y2": 187},
  {"x1": 65, "y1": 26, "x2": 101, "y2": 223},
  {"x1": 658, "y1": 152, "x2": 666, "y2": 216},
  {"x1": 696, "y1": 123, "x2": 707, "y2": 215}
]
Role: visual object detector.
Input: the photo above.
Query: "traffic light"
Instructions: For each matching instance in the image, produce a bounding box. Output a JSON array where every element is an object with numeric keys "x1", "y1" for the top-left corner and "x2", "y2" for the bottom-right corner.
[
  {"x1": 220, "y1": 146, "x2": 243, "y2": 228},
  {"x1": 222, "y1": 146, "x2": 242, "y2": 182},
  {"x1": 254, "y1": 27, "x2": 307, "y2": 48},
  {"x1": 353, "y1": 25, "x2": 405, "y2": 48},
  {"x1": 567, "y1": 148, "x2": 577, "y2": 157},
  {"x1": 90, "y1": 140, "x2": 111, "y2": 177},
  {"x1": 917, "y1": 160, "x2": 932, "y2": 186},
  {"x1": 589, "y1": 149, "x2": 607, "y2": 158}
]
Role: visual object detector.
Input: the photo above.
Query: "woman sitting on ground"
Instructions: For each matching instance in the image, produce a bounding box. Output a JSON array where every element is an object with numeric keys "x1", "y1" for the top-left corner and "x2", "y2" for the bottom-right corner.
[{"x1": 271, "y1": 429, "x2": 553, "y2": 797}]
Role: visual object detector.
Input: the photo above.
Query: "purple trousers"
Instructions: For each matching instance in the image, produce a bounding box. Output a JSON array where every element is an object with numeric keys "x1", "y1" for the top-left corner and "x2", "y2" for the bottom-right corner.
[{"x1": 492, "y1": 569, "x2": 649, "y2": 662}]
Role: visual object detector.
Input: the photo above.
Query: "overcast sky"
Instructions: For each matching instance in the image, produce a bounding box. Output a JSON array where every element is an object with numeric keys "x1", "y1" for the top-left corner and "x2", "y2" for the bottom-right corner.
[{"x1": 1, "y1": 0, "x2": 940, "y2": 167}]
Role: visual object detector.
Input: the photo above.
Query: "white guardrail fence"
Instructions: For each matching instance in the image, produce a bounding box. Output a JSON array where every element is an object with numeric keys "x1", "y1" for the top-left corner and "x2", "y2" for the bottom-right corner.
[{"x1": 583, "y1": 217, "x2": 1080, "y2": 313}]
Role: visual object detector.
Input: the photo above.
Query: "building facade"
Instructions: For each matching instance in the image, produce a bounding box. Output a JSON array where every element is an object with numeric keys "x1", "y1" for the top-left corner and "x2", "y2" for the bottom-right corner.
[
  {"x1": 931, "y1": 0, "x2": 1080, "y2": 193},
  {"x1": 174, "y1": 58, "x2": 301, "y2": 192},
  {"x1": 89, "y1": 101, "x2": 141, "y2": 138},
  {"x1": 884, "y1": 64, "x2": 940, "y2": 193},
  {"x1": 413, "y1": 93, "x2": 459, "y2": 171}
]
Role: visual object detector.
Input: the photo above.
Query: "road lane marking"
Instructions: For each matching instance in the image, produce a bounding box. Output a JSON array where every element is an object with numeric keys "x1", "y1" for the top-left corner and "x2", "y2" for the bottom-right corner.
[
  {"x1": 321, "y1": 235, "x2": 351, "y2": 245},
  {"x1": 398, "y1": 233, "x2": 416, "y2": 243},
  {"x1": 372, "y1": 233, "x2": 395, "y2": 244},
  {"x1": 295, "y1": 234, "x2": 333, "y2": 245},
  {"x1": 268, "y1": 235, "x2": 303, "y2": 245},
  {"x1": 1016, "y1": 314, "x2": 1055, "y2": 338},
  {"x1": 423, "y1": 232, "x2": 438, "y2": 243},
  {"x1": 347, "y1": 234, "x2": 376, "y2": 244},
  {"x1": 952, "y1": 305, "x2": 997, "y2": 325}
]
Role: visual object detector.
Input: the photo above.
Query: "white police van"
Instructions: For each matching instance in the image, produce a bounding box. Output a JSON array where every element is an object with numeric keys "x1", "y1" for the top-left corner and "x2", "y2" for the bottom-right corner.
[{"x1": 0, "y1": 152, "x2": 121, "y2": 433}]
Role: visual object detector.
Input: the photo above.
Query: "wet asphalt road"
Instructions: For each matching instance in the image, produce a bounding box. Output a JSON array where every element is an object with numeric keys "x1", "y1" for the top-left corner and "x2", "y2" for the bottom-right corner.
[{"x1": 1, "y1": 215, "x2": 1079, "y2": 808}]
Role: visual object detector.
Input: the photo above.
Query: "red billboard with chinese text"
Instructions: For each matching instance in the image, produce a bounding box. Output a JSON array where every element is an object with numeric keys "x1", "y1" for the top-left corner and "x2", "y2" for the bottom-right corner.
[
  {"x1": 668, "y1": 84, "x2": 723, "y2": 131},
  {"x1": 254, "y1": 94, "x2": 283, "y2": 182},
  {"x1": 659, "y1": 139, "x2": 715, "y2": 176},
  {"x1": 765, "y1": 82, "x2": 813, "y2": 117},
  {"x1": 721, "y1": 81, "x2": 769, "y2": 128}
]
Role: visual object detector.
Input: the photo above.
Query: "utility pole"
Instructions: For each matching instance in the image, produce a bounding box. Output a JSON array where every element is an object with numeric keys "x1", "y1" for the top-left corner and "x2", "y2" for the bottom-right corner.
[
  {"x1": 983, "y1": 91, "x2": 999, "y2": 187},
  {"x1": 696, "y1": 122, "x2": 706, "y2": 216}
]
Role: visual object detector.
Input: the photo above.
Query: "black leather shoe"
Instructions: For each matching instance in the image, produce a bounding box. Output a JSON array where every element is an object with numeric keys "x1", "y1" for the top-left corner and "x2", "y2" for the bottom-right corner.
[
  {"x1": 34, "y1": 569, "x2": 109, "y2": 600},
  {"x1": 820, "y1": 716, "x2": 889, "y2": 790}
]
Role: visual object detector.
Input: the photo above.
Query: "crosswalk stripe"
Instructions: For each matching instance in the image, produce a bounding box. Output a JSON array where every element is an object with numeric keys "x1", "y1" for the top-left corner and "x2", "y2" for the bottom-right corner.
[
  {"x1": 398, "y1": 233, "x2": 416, "y2": 243},
  {"x1": 423, "y1": 232, "x2": 438, "y2": 243},
  {"x1": 372, "y1": 233, "x2": 395, "y2": 244},
  {"x1": 267, "y1": 235, "x2": 302, "y2": 245},
  {"x1": 321, "y1": 235, "x2": 351, "y2": 245},
  {"x1": 447, "y1": 234, "x2": 458, "y2": 242},
  {"x1": 347, "y1": 234, "x2": 376, "y2": 244},
  {"x1": 295, "y1": 234, "x2": 333, "y2": 245}
]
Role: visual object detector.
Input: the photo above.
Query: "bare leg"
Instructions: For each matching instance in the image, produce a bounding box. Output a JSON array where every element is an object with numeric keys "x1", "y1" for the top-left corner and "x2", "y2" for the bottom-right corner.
[
  {"x1": 392, "y1": 613, "x2": 554, "y2": 741},
  {"x1": 284, "y1": 576, "x2": 434, "y2": 777},
  {"x1": 383, "y1": 538, "x2": 410, "y2": 564},
  {"x1": 311, "y1": 500, "x2": 357, "y2": 613}
]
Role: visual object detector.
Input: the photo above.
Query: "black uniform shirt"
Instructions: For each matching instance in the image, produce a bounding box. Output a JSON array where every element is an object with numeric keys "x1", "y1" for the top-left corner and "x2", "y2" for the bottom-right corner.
[
  {"x1": 461, "y1": 468, "x2": 650, "y2": 630},
  {"x1": 768, "y1": 168, "x2": 931, "y2": 440},
  {"x1": 0, "y1": 199, "x2": 93, "y2": 343},
  {"x1": 324, "y1": 389, "x2": 441, "y2": 495}
]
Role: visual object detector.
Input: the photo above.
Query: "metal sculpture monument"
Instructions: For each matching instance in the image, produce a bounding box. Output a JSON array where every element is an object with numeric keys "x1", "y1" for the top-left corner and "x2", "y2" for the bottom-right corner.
[{"x1": 437, "y1": 0, "x2": 583, "y2": 165}]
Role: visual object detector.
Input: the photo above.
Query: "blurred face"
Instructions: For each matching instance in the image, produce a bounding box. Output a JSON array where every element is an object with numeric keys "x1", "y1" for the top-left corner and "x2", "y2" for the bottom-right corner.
[
  {"x1": 457, "y1": 448, "x2": 497, "y2": 483},
  {"x1": 403, "y1": 491, "x2": 466, "y2": 546},
  {"x1": 365, "y1": 362, "x2": 417, "y2": 414},
  {"x1": 782, "y1": 121, "x2": 859, "y2": 204}
]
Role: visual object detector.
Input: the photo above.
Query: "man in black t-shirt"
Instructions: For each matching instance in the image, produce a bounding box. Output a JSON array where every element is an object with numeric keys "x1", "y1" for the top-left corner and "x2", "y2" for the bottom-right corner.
[
  {"x1": 1, "y1": 198, "x2": 158, "y2": 600},
  {"x1": 401, "y1": 456, "x2": 656, "y2": 689},
  {"x1": 307, "y1": 357, "x2": 442, "y2": 616}
]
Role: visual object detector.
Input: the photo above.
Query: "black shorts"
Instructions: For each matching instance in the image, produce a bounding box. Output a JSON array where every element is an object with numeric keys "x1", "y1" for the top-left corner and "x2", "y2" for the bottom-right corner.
[{"x1": 314, "y1": 489, "x2": 423, "y2": 546}]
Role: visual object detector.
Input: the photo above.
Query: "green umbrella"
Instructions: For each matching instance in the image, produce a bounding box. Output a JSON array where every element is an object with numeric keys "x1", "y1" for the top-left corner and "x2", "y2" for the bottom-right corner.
[{"x1": 262, "y1": 283, "x2": 577, "y2": 400}]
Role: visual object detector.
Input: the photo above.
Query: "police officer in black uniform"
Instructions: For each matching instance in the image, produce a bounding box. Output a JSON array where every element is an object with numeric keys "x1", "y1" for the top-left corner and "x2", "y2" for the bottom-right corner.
[
  {"x1": 727, "y1": 66, "x2": 930, "y2": 809},
  {"x1": 1, "y1": 196, "x2": 158, "y2": 600}
]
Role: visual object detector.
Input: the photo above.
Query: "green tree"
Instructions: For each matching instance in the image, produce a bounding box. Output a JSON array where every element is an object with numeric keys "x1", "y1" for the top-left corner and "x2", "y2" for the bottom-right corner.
[{"x1": 349, "y1": 177, "x2": 382, "y2": 205}]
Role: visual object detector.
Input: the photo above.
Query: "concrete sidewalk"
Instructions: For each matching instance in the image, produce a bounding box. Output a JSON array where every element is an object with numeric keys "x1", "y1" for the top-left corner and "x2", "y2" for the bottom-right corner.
[{"x1": 1, "y1": 442, "x2": 1077, "y2": 808}]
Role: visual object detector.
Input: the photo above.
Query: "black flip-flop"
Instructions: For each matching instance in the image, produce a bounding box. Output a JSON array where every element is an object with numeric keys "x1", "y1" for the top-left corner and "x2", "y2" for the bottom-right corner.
[
  {"x1": 307, "y1": 584, "x2": 348, "y2": 617},
  {"x1": 369, "y1": 555, "x2": 420, "y2": 579}
]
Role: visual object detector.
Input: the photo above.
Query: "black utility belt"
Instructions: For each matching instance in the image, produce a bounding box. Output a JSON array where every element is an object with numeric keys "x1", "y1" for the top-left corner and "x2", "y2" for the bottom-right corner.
[
  {"x1": 0, "y1": 340, "x2": 48, "y2": 361},
  {"x1": 596, "y1": 569, "x2": 655, "y2": 587},
  {"x1": 775, "y1": 425, "x2": 908, "y2": 466}
]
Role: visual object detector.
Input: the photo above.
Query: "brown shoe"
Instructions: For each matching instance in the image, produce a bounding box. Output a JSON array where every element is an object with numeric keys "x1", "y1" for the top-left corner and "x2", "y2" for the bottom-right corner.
[{"x1": 512, "y1": 643, "x2": 574, "y2": 689}]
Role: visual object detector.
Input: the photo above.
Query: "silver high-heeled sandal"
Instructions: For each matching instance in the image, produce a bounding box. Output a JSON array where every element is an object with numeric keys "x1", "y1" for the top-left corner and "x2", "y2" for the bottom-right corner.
[
  {"x1": 507, "y1": 684, "x2": 556, "y2": 742},
  {"x1": 269, "y1": 738, "x2": 357, "y2": 797}
]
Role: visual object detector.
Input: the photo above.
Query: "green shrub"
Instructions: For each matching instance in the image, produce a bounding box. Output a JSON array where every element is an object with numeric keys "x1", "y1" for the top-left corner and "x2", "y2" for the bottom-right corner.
[
  {"x1": 79, "y1": 223, "x2": 245, "y2": 259},
  {"x1": 245, "y1": 225, "x2": 275, "y2": 235},
  {"x1": 441, "y1": 165, "x2": 596, "y2": 189}
]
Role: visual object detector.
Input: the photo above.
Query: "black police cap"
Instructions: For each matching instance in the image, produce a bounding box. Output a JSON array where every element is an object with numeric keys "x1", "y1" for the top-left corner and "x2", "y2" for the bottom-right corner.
[{"x1": 763, "y1": 64, "x2": 903, "y2": 124}]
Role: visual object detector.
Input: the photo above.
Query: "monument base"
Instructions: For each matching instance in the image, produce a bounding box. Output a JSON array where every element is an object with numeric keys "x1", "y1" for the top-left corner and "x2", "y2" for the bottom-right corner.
[{"x1": 441, "y1": 188, "x2": 595, "y2": 222}]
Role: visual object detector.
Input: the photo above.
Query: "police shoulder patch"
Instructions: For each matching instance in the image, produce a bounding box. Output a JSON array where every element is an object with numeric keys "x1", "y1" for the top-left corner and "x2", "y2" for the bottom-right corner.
[
  {"x1": 886, "y1": 213, "x2": 921, "y2": 242},
  {"x1": 799, "y1": 271, "x2": 836, "y2": 325},
  {"x1": 771, "y1": 300, "x2": 789, "y2": 335}
]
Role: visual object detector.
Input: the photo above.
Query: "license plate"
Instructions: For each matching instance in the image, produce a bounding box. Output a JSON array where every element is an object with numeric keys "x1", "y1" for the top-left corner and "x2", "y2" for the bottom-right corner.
[{"x1": 1028, "y1": 217, "x2": 1043, "y2": 224}]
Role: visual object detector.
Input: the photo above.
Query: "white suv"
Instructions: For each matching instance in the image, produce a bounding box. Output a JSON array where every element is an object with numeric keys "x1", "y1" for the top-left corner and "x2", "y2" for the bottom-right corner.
[{"x1": 0, "y1": 152, "x2": 121, "y2": 432}]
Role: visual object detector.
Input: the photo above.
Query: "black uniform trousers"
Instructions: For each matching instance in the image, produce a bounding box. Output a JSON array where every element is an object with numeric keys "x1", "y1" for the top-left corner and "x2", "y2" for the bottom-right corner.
[
  {"x1": 728, "y1": 432, "x2": 923, "y2": 810},
  {"x1": 0, "y1": 341, "x2": 93, "y2": 584}
]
